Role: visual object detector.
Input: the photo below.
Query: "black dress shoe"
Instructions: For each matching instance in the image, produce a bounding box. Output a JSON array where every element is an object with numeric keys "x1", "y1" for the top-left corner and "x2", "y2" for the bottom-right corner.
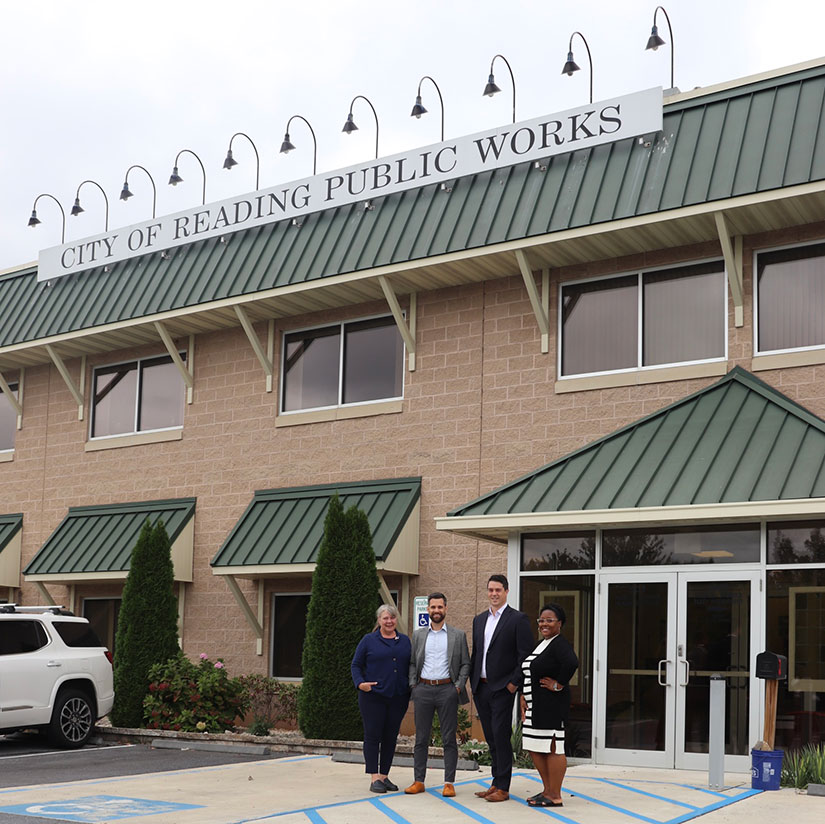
[
  {"x1": 370, "y1": 780, "x2": 387, "y2": 793},
  {"x1": 382, "y1": 778, "x2": 399, "y2": 791}
]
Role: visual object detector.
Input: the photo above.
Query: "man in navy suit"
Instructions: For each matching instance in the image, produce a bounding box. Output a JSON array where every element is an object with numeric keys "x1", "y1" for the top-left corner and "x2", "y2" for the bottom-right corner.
[{"x1": 470, "y1": 574, "x2": 534, "y2": 802}]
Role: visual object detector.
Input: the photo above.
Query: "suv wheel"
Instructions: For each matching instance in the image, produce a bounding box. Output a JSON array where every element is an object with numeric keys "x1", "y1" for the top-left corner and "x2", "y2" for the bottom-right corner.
[{"x1": 48, "y1": 689, "x2": 94, "y2": 748}]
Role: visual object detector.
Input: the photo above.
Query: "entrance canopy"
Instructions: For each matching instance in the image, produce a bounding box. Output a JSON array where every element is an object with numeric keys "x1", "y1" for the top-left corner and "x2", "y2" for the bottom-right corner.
[
  {"x1": 23, "y1": 499, "x2": 196, "y2": 590},
  {"x1": 437, "y1": 367, "x2": 825, "y2": 542},
  {"x1": 0, "y1": 513, "x2": 23, "y2": 590}
]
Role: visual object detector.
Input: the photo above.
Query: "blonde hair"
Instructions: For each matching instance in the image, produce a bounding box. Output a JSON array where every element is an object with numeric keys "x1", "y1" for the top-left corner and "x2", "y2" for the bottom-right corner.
[{"x1": 374, "y1": 603, "x2": 399, "y2": 629}]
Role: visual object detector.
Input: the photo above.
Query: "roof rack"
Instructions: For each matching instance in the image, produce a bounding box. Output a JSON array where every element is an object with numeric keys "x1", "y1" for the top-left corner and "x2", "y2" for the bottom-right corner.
[{"x1": 0, "y1": 604, "x2": 71, "y2": 615}]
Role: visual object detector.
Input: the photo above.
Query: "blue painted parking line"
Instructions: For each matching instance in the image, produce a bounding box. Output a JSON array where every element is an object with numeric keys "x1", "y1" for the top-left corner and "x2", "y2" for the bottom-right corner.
[
  {"x1": 370, "y1": 797, "x2": 414, "y2": 824},
  {"x1": 586, "y1": 777, "x2": 699, "y2": 810},
  {"x1": 0, "y1": 794, "x2": 203, "y2": 822}
]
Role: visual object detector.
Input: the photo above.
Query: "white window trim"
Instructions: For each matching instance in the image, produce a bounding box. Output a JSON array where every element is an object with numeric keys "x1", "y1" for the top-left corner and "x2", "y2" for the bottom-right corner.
[
  {"x1": 557, "y1": 258, "x2": 728, "y2": 381},
  {"x1": 89, "y1": 352, "x2": 186, "y2": 441},
  {"x1": 753, "y1": 238, "x2": 825, "y2": 358},
  {"x1": 278, "y1": 313, "x2": 405, "y2": 416}
]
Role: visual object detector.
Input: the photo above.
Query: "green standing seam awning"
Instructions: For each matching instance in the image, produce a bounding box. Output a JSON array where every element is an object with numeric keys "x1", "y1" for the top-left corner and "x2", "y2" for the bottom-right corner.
[
  {"x1": 0, "y1": 514, "x2": 23, "y2": 590},
  {"x1": 211, "y1": 478, "x2": 422, "y2": 576},
  {"x1": 439, "y1": 368, "x2": 825, "y2": 541},
  {"x1": 23, "y1": 498, "x2": 196, "y2": 582}
]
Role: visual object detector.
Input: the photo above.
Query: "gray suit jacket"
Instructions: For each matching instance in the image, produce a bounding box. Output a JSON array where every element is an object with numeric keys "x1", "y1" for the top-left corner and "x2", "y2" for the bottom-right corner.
[{"x1": 408, "y1": 623, "x2": 471, "y2": 704}]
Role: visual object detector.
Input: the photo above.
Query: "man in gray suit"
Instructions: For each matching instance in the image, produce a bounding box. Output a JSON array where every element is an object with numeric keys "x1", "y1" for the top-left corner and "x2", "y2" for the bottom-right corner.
[{"x1": 404, "y1": 592, "x2": 471, "y2": 797}]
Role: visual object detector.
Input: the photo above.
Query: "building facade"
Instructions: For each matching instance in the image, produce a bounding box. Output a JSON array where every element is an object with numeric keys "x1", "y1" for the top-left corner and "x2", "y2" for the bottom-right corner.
[{"x1": 2, "y1": 59, "x2": 825, "y2": 771}]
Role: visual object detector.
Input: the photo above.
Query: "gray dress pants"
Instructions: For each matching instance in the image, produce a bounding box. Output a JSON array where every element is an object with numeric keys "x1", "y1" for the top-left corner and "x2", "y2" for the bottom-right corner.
[{"x1": 412, "y1": 682, "x2": 459, "y2": 783}]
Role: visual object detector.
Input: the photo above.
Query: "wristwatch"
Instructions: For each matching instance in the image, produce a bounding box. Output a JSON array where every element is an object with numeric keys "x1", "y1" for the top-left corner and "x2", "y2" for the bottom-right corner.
[{"x1": 554, "y1": 683, "x2": 562, "y2": 691}]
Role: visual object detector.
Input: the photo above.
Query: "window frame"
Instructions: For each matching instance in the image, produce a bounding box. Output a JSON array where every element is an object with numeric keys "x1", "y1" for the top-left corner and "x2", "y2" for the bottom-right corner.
[
  {"x1": 89, "y1": 352, "x2": 186, "y2": 441},
  {"x1": 754, "y1": 239, "x2": 825, "y2": 357},
  {"x1": 0, "y1": 381, "x2": 19, "y2": 454},
  {"x1": 557, "y1": 258, "x2": 728, "y2": 380},
  {"x1": 279, "y1": 313, "x2": 405, "y2": 415},
  {"x1": 270, "y1": 591, "x2": 312, "y2": 681}
]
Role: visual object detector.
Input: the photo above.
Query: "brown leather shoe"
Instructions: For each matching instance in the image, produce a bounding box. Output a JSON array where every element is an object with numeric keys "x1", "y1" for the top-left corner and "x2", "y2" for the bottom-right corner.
[
  {"x1": 404, "y1": 782, "x2": 426, "y2": 794},
  {"x1": 442, "y1": 783, "x2": 456, "y2": 797},
  {"x1": 485, "y1": 788, "x2": 510, "y2": 802},
  {"x1": 474, "y1": 787, "x2": 494, "y2": 797}
]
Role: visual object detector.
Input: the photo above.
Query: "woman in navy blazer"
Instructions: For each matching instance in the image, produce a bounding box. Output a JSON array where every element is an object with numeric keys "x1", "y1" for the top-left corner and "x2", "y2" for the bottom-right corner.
[{"x1": 351, "y1": 603, "x2": 412, "y2": 794}]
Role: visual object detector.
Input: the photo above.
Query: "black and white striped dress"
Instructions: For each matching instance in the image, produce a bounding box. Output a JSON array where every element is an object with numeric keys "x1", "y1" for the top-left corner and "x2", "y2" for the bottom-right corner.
[{"x1": 522, "y1": 635, "x2": 570, "y2": 754}]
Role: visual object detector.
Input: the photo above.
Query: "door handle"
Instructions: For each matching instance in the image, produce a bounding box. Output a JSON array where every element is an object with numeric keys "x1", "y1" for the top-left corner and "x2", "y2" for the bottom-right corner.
[
  {"x1": 46, "y1": 661, "x2": 62, "y2": 668},
  {"x1": 679, "y1": 659, "x2": 690, "y2": 687},
  {"x1": 657, "y1": 659, "x2": 671, "y2": 686}
]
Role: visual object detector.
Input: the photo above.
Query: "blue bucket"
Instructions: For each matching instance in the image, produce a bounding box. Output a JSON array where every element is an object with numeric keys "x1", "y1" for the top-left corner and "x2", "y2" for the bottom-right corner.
[{"x1": 751, "y1": 748, "x2": 784, "y2": 790}]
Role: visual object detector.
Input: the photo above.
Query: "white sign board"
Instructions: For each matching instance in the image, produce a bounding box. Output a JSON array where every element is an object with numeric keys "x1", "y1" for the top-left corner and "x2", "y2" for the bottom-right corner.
[
  {"x1": 414, "y1": 595, "x2": 430, "y2": 629},
  {"x1": 37, "y1": 87, "x2": 662, "y2": 282}
]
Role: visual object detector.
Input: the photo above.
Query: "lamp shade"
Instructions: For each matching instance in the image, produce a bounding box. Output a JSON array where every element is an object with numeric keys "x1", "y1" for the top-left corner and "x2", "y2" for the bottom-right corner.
[
  {"x1": 120, "y1": 182, "x2": 133, "y2": 201},
  {"x1": 70, "y1": 197, "x2": 84, "y2": 216},
  {"x1": 169, "y1": 166, "x2": 183, "y2": 186},
  {"x1": 223, "y1": 149, "x2": 238, "y2": 170},
  {"x1": 28, "y1": 210, "x2": 40, "y2": 227},
  {"x1": 411, "y1": 95, "x2": 427, "y2": 118},
  {"x1": 483, "y1": 74, "x2": 500, "y2": 97},
  {"x1": 342, "y1": 113, "x2": 358, "y2": 133},
  {"x1": 562, "y1": 52, "x2": 580, "y2": 76},
  {"x1": 646, "y1": 24, "x2": 666, "y2": 50},
  {"x1": 280, "y1": 133, "x2": 296, "y2": 154}
]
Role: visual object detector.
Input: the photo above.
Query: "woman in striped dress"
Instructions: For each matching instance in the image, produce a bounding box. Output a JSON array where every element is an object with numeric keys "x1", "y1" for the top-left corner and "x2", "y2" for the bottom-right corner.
[{"x1": 519, "y1": 603, "x2": 578, "y2": 808}]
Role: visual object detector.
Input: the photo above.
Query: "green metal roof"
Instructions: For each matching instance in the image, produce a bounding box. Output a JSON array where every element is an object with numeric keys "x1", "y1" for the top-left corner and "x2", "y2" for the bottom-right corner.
[
  {"x1": 0, "y1": 514, "x2": 23, "y2": 555},
  {"x1": 23, "y1": 498, "x2": 196, "y2": 576},
  {"x1": 3, "y1": 62, "x2": 825, "y2": 356},
  {"x1": 449, "y1": 368, "x2": 825, "y2": 517},
  {"x1": 211, "y1": 478, "x2": 421, "y2": 568}
]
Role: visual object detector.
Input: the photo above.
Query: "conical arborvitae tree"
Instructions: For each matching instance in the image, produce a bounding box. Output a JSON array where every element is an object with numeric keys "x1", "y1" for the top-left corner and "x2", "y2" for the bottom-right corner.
[
  {"x1": 298, "y1": 495, "x2": 381, "y2": 740},
  {"x1": 110, "y1": 518, "x2": 180, "y2": 728}
]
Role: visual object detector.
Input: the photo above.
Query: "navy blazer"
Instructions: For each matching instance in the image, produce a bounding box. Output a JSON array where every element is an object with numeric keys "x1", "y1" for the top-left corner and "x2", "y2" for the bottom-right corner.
[
  {"x1": 470, "y1": 604, "x2": 534, "y2": 693},
  {"x1": 351, "y1": 629, "x2": 412, "y2": 698}
]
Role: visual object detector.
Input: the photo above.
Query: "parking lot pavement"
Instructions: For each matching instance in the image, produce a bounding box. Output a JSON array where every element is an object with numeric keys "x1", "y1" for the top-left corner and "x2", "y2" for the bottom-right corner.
[{"x1": 0, "y1": 755, "x2": 819, "y2": 824}]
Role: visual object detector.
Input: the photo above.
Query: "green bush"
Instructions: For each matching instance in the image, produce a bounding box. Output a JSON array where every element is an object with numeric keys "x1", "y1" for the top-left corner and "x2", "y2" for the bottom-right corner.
[
  {"x1": 298, "y1": 495, "x2": 380, "y2": 740},
  {"x1": 111, "y1": 519, "x2": 179, "y2": 728},
  {"x1": 238, "y1": 674, "x2": 300, "y2": 735},
  {"x1": 781, "y1": 742, "x2": 825, "y2": 789},
  {"x1": 142, "y1": 652, "x2": 248, "y2": 732}
]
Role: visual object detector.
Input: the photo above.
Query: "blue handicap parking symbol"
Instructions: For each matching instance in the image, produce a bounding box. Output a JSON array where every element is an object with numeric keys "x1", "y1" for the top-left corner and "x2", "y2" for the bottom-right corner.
[
  {"x1": 0, "y1": 794, "x2": 204, "y2": 822},
  {"x1": 418, "y1": 613, "x2": 430, "y2": 626}
]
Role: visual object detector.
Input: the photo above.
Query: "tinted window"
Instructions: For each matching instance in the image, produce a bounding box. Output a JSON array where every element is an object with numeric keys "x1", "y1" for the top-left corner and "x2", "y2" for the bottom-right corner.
[
  {"x1": 271, "y1": 594, "x2": 311, "y2": 678},
  {"x1": 0, "y1": 620, "x2": 49, "y2": 654},
  {"x1": 52, "y1": 621, "x2": 104, "y2": 648}
]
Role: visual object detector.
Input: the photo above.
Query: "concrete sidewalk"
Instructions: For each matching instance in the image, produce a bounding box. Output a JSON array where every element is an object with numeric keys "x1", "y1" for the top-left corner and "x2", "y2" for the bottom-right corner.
[{"x1": 0, "y1": 752, "x2": 819, "y2": 823}]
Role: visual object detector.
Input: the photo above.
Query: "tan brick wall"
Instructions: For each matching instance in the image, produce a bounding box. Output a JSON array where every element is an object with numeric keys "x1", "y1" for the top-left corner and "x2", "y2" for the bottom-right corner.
[{"x1": 5, "y1": 223, "x2": 825, "y2": 679}]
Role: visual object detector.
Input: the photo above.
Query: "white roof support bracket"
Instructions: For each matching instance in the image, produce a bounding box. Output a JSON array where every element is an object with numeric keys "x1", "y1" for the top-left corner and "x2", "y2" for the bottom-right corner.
[
  {"x1": 715, "y1": 211, "x2": 744, "y2": 327},
  {"x1": 0, "y1": 369, "x2": 23, "y2": 428},
  {"x1": 515, "y1": 250, "x2": 550, "y2": 352},
  {"x1": 154, "y1": 321, "x2": 194, "y2": 403},
  {"x1": 223, "y1": 574, "x2": 265, "y2": 655},
  {"x1": 378, "y1": 275, "x2": 416, "y2": 372},
  {"x1": 45, "y1": 345, "x2": 85, "y2": 421},
  {"x1": 234, "y1": 305, "x2": 274, "y2": 392},
  {"x1": 377, "y1": 571, "x2": 407, "y2": 634}
]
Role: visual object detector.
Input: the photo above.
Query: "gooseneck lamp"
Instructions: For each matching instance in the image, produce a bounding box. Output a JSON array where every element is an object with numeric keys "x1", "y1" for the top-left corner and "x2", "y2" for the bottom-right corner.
[
  {"x1": 483, "y1": 54, "x2": 516, "y2": 124},
  {"x1": 168, "y1": 148, "x2": 207, "y2": 205},
  {"x1": 223, "y1": 132, "x2": 260, "y2": 190},
  {"x1": 27, "y1": 193, "x2": 66, "y2": 243},
  {"x1": 562, "y1": 31, "x2": 594, "y2": 104},
  {"x1": 280, "y1": 115, "x2": 318, "y2": 175},
  {"x1": 71, "y1": 179, "x2": 110, "y2": 231},
  {"x1": 342, "y1": 95, "x2": 380, "y2": 160},
  {"x1": 411, "y1": 75, "x2": 445, "y2": 141},
  {"x1": 120, "y1": 164, "x2": 157, "y2": 219},
  {"x1": 646, "y1": 5, "x2": 675, "y2": 91}
]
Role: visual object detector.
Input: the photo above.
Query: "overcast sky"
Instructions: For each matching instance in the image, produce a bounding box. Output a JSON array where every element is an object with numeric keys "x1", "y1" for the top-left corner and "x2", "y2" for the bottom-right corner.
[{"x1": 1, "y1": 0, "x2": 824, "y2": 274}]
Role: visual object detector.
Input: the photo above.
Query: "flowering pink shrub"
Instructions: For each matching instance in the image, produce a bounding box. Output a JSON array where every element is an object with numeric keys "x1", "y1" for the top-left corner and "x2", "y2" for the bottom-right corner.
[{"x1": 142, "y1": 652, "x2": 248, "y2": 732}]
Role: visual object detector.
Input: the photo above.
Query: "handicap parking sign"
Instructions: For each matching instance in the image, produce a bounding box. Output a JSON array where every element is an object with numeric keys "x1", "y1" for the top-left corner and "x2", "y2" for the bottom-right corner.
[{"x1": 414, "y1": 595, "x2": 430, "y2": 628}]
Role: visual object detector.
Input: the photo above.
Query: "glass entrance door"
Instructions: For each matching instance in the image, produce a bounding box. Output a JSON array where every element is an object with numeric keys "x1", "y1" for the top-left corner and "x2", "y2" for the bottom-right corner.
[{"x1": 596, "y1": 571, "x2": 760, "y2": 770}]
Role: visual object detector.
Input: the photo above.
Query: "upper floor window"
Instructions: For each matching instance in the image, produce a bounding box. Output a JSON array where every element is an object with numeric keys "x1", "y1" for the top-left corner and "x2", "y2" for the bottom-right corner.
[
  {"x1": 91, "y1": 355, "x2": 185, "y2": 438},
  {"x1": 281, "y1": 316, "x2": 404, "y2": 413},
  {"x1": 756, "y1": 242, "x2": 825, "y2": 354},
  {"x1": 559, "y1": 261, "x2": 726, "y2": 378},
  {"x1": 0, "y1": 383, "x2": 18, "y2": 452}
]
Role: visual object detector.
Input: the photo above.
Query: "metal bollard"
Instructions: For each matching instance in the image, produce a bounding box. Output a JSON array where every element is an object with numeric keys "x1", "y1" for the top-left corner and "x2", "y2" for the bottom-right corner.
[{"x1": 708, "y1": 674, "x2": 725, "y2": 790}]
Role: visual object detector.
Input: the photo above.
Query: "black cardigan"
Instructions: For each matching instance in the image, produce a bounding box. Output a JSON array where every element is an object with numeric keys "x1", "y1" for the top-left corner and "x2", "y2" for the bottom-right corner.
[{"x1": 523, "y1": 634, "x2": 579, "y2": 730}]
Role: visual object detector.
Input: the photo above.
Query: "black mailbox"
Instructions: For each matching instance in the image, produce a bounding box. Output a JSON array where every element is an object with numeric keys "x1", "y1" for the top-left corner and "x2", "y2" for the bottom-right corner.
[{"x1": 755, "y1": 651, "x2": 788, "y2": 680}]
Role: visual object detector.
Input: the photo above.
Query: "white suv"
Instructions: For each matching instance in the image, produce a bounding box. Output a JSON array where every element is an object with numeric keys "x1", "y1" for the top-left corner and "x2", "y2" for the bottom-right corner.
[{"x1": 0, "y1": 605, "x2": 114, "y2": 747}]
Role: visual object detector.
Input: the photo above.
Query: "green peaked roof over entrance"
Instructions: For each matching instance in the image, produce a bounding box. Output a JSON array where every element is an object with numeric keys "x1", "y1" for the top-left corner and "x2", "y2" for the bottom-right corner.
[
  {"x1": 449, "y1": 368, "x2": 825, "y2": 517},
  {"x1": 0, "y1": 514, "x2": 23, "y2": 555}
]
